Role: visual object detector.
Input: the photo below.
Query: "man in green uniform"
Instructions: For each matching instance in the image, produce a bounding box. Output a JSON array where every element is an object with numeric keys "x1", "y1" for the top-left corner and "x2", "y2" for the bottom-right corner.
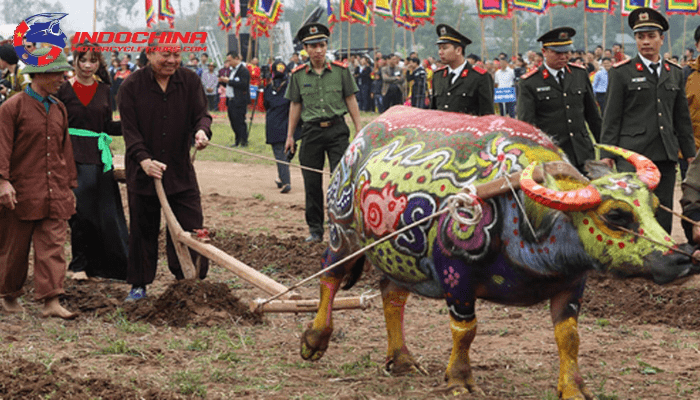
[
  {"x1": 600, "y1": 8, "x2": 695, "y2": 234},
  {"x1": 431, "y1": 24, "x2": 494, "y2": 115},
  {"x1": 285, "y1": 23, "x2": 361, "y2": 243},
  {"x1": 517, "y1": 27, "x2": 602, "y2": 173}
]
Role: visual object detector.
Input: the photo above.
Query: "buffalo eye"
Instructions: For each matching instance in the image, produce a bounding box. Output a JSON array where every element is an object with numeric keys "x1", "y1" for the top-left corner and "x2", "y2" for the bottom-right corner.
[{"x1": 603, "y1": 208, "x2": 635, "y2": 229}]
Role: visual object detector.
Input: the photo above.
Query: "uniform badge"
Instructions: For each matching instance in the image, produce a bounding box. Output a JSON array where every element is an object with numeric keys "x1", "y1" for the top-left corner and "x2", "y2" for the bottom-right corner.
[
  {"x1": 537, "y1": 86, "x2": 551, "y2": 92},
  {"x1": 639, "y1": 12, "x2": 649, "y2": 21},
  {"x1": 664, "y1": 63, "x2": 670, "y2": 71},
  {"x1": 631, "y1": 77, "x2": 646, "y2": 83},
  {"x1": 460, "y1": 69, "x2": 468, "y2": 78},
  {"x1": 440, "y1": 27, "x2": 447, "y2": 36},
  {"x1": 559, "y1": 31, "x2": 568, "y2": 40},
  {"x1": 310, "y1": 26, "x2": 318, "y2": 35},
  {"x1": 636, "y1": 63, "x2": 643, "y2": 71}
]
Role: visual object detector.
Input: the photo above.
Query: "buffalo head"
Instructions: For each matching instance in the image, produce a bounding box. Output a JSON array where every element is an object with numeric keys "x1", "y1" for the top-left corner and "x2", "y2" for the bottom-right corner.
[{"x1": 520, "y1": 145, "x2": 695, "y2": 284}]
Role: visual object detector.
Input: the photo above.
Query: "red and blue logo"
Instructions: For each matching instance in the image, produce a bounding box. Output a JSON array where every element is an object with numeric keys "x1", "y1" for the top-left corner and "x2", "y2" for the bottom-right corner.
[{"x1": 13, "y1": 13, "x2": 68, "y2": 67}]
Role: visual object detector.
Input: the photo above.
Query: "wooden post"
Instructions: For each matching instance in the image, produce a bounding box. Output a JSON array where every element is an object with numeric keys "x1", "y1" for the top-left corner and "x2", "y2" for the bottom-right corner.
[
  {"x1": 583, "y1": 9, "x2": 588, "y2": 53},
  {"x1": 365, "y1": 23, "x2": 369, "y2": 49},
  {"x1": 512, "y1": 12, "x2": 517, "y2": 58},
  {"x1": 246, "y1": 33, "x2": 253, "y2": 61},
  {"x1": 480, "y1": 18, "x2": 486, "y2": 62},
  {"x1": 250, "y1": 296, "x2": 371, "y2": 313},
  {"x1": 683, "y1": 15, "x2": 688, "y2": 57},
  {"x1": 602, "y1": 13, "x2": 607, "y2": 50},
  {"x1": 403, "y1": 27, "x2": 407, "y2": 53},
  {"x1": 339, "y1": 21, "x2": 343, "y2": 54},
  {"x1": 456, "y1": 2, "x2": 466, "y2": 31},
  {"x1": 347, "y1": 21, "x2": 352, "y2": 60},
  {"x1": 93, "y1": 0, "x2": 97, "y2": 32},
  {"x1": 391, "y1": 21, "x2": 395, "y2": 51},
  {"x1": 411, "y1": 30, "x2": 415, "y2": 51},
  {"x1": 372, "y1": 23, "x2": 377, "y2": 53}
]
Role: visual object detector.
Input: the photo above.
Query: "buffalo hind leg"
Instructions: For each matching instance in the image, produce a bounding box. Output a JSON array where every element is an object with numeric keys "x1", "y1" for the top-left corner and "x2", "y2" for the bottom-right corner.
[
  {"x1": 380, "y1": 277, "x2": 426, "y2": 375},
  {"x1": 445, "y1": 315, "x2": 484, "y2": 395},
  {"x1": 551, "y1": 289, "x2": 595, "y2": 400},
  {"x1": 300, "y1": 253, "x2": 363, "y2": 361}
]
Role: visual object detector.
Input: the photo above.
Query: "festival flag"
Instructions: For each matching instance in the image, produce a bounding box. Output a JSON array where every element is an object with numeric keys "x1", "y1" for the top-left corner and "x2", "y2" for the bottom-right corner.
[
  {"x1": 476, "y1": 0, "x2": 511, "y2": 17},
  {"x1": 512, "y1": 0, "x2": 548, "y2": 13},
  {"x1": 348, "y1": 0, "x2": 373, "y2": 24},
  {"x1": 145, "y1": 0, "x2": 157, "y2": 28},
  {"x1": 549, "y1": 0, "x2": 580, "y2": 6},
  {"x1": 159, "y1": 0, "x2": 176, "y2": 28},
  {"x1": 374, "y1": 0, "x2": 392, "y2": 19},
  {"x1": 621, "y1": 0, "x2": 655, "y2": 15},
  {"x1": 666, "y1": 0, "x2": 698, "y2": 14},
  {"x1": 405, "y1": 0, "x2": 435, "y2": 19},
  {"x1": 250, "y1": 0, "x2": 283, "y2": 25},
  {"x1": 326, "y1": 0, "x2": 338, "y2": 31},
  {"x1": 234, "y1": 0, "x2": 242, "y2": 37},
  {"x1": 393, "y1": 0, "x2": 420, "y2": 30},
  {"x1": 585, "y1": 0, "x2": 615, "y2": 12},
  {"x1": 218, "y1": 0, "x2": 232, "y2": 31}
]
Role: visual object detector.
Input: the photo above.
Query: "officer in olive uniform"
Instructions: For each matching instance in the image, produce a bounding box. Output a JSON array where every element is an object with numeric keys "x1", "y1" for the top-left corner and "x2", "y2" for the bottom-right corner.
[
  {"x1": 600, "y1": 8, "x2": 695, "y2": 234},
  {"x1": 285, "y1": 23, "x2": 361, "y2": 243},
  {"x1": 431, "y1": 24, "x2": 494, "y2": 115},
  {"x1": 517, "y1": 27, "x2": 602, "y2": 172}
]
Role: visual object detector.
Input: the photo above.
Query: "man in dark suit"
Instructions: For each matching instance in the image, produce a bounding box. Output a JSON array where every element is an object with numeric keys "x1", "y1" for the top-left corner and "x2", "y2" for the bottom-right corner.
[
  {"x1": 600, "y1": 8, "x2": 695, "y2": 234},
  {"x1": 219, "y1": 51, "x2": 250, "y2": 147},
  {"x1": 431, "y1": 24, "x2": 493, "y2": 115},
  {"x1": 517, "y1": 27, "x2": 602, "y2": 172},
  {"x1": 354, "y1": 54, "x2": 373, "y2": 111}
]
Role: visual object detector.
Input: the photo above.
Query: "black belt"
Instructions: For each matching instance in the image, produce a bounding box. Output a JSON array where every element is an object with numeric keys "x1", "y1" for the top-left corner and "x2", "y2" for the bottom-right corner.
[{"x1": 309, "y1": 116, "x2": 344, "y2": 128}]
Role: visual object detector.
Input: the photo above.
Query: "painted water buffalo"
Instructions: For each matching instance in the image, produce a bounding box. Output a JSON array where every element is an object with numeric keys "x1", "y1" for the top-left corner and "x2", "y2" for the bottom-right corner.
[{"x1": 300, "y1": 106, "x2": 698, "y2": 399}]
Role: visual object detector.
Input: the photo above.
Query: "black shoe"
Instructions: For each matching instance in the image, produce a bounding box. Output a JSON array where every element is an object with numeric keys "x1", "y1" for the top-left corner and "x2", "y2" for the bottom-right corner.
[
  {"x1": 275, "y1": 179, "x2": 283, "y2": 188},
  {"x1": 305, "y1": 233, "x2": 322, "y2": 243},
  {"x1": 280, "y1": 184, "x2": 291, "y2": 194}
]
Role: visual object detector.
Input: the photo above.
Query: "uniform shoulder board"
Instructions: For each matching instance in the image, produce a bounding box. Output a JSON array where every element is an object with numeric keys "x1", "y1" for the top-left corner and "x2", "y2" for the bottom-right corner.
[
  {"x1": 472, "y1": 66, "x2": 487, "y2": 75},
  {"x1": 568, "y1": 63, "x2": 586, "y2": 70},
  {"x1": 292, "y1": 64, "x2": 308, "y2": 74},
  {"x1": 666, "y1": 59, "x2": 681, "y2": 69},
  {"x1": 612, "y1": 58, "x2": 631, "y2": 68},
  {"x1": 331, "y1": 60, "x2": 347, "y2": 68},
  {"x1": 434, "y1": 65, "x2": 448, "y2": 73},
  {"x1": 521, "y1": 68, "x2": 538, "y2": 79}
]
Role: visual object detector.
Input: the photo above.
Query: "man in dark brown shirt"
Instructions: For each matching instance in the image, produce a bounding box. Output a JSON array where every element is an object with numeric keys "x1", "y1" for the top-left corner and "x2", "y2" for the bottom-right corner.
[
  {"x1": 0, "y1": 48, "x2": 78, "y2": 319},
  {"x1": 118, "y1": 37, "x2": 212, "y2": 301}
]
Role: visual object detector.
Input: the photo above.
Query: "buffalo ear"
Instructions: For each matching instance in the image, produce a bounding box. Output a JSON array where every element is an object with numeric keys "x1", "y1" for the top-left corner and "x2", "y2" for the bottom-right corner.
[{"x1": 584, "y1": 160, "x2": 613, "y2": 180}]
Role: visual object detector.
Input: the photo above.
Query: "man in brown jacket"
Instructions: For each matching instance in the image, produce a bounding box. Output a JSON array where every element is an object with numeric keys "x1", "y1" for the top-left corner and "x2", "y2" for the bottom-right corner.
[{"x1": 0, "y1": 48, "x2": 77, "y2": 319}]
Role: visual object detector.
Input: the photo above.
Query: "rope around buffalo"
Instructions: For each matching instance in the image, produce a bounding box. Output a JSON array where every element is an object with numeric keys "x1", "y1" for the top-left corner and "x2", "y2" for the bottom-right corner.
[{"x1": 255, "y1": 191, "x2": 485, "y2": 309}]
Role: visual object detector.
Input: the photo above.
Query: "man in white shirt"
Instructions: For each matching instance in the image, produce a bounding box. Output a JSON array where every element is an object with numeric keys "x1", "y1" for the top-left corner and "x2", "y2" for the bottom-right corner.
[{"x1": 494, "y1": 55, "x2": 516, "y2": 117}]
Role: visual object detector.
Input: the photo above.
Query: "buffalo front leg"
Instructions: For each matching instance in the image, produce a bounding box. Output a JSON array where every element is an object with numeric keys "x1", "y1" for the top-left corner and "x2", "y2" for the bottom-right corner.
[
  {"x1": 551, "y1": 289, "x2": 594, "y2": 400},
  {"x1": 380, "y1": 277, "x2": 426, "y2": 375},
  {"x1": 444, "y1": 315, "x2": 484, "y2": 395}
]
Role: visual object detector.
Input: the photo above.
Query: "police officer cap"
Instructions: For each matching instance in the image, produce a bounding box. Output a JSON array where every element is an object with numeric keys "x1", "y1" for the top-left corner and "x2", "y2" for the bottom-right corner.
[
  {"x1": 435, "y1": 24, "x2": 471, "y2": 47},
  {"x1": 537, "y1": 27, "x2": 576, "y2": 53},
  {"x1": 694, "y1": 25, "x2": 700, "y2": 43},
  {"x1": 297, "y1": 23, "x2": 330, "y2": 45},
  {"x1": 628, "y1": 8, "x2": 668, "y2": 33}
]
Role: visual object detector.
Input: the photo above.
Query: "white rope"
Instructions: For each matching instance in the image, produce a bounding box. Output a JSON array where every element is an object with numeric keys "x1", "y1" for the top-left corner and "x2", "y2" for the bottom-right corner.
[
  {"x1": 446, "y1": 186, "x2": 483, "y2": 226},
  {"x1": 497, "y1": 158, "x2": 538, "y2": 239}
]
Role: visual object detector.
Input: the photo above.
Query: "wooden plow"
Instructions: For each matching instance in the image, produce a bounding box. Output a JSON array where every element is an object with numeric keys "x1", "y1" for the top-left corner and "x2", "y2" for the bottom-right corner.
[{"x1": 148, "y1": 177, "x2": 371, "y2": 314}]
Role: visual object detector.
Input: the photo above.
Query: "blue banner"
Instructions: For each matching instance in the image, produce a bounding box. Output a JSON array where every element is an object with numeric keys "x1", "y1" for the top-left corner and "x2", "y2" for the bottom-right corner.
[
  {"x1": 494, "y1": 87, "x2": 516, "y2": 103},
  {"x1": 250, "y1": 85, "x2": 258, "y2": 100}
]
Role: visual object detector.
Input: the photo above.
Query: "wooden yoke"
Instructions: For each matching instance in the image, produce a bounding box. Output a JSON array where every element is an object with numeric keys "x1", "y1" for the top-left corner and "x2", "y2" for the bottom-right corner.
[{"x1": 472, "y1": 161, "x2": 582, "y2": 200}]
